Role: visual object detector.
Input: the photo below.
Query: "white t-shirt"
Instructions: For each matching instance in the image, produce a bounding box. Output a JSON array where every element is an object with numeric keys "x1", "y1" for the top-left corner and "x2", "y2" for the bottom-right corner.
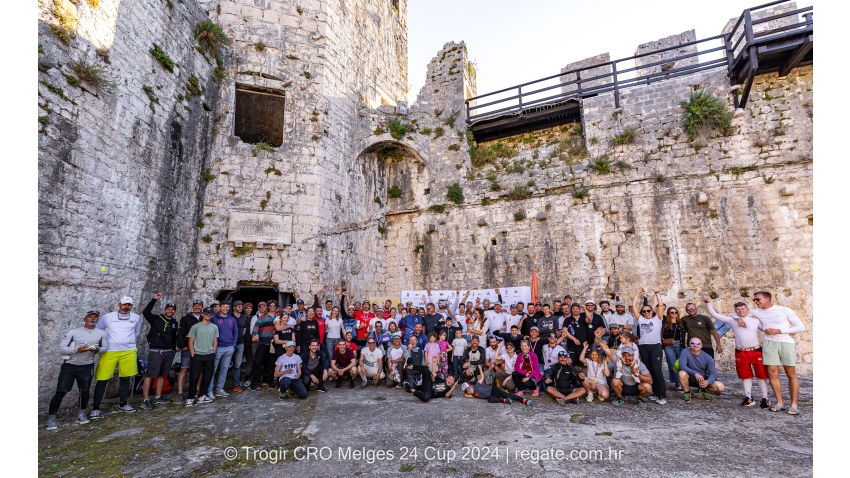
[
  {"x1": 361, "y1": 346, "x2": 384, "y2": 367},
  {"x1": 322, "y1": 308, "x2": 332, "y2": 321},
  {"x1": 275, "y1": 353, "x2": 302, "y2": 379},
  {"x1": 485, "y1": 310, "x2": 508, "y2": 335},
  {"x1": 506, "y1": 314, "x2": 522, "y2": 331},
  {"x1": 609, "y1": 312, "x2": 636, "y2": 329},
  {"x1": 637, "y1": 316, "x2": 663, "y2": 345},
  {"x1": 388, "y1": 346, "x2": 405, "y2": 362},
  {"x1": 469, "y1": 319, "x2": 489, "y2": 344},
  {"x1": 486, "y1": 345, "x2": 505, "y2": 365},
  {"x1": 325, "y1": 317, "x2": 343, "y2": 339},
  {"x1": 502, "y1": 352, "x2": 517, "y2": 373},
  {"x1": 751, "y1": 305, "x2": 805, "y2": 344},
  {"x1": 451, "y1": 338, "x2": 468, "y2": 358},
  {"x1": 541, "y1": 344, "x2": 566, "y2": 370},
  {"x1": 369, "y1": 317, "x2": 395, "y2": 332}
]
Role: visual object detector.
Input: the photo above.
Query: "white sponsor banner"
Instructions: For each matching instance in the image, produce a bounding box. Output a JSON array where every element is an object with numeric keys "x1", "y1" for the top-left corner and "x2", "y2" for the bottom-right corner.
[{"x1": 400, "y1": 286, "x2": 532, "y2": 312}]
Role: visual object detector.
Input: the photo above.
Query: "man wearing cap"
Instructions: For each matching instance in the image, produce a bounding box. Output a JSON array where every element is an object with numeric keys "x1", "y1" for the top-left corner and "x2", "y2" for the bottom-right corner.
[
  {"x1": 228, "y1": 301, "x2": 248, "y2": 392},
  {"x1": 176, "y1": 299, "x2": 204, "y2": 402},
  {"x1": 186, "y1": 307, "x2": 219, "y2": 406},
  {"x1": 610, "y1": 348, "x2": 653, "y2": 408},
  {"x1": 140, "y1": 292, "x2": 179, "y2": 410},
  {"x1": 399, "y1": 306, "x2": 423, "y2": 343},
  {"x1": 275, "y1": 341, "x2": 307, "y2": 399},
  {"x1": 385, "y1": 333, "x2": 409, "y2": 388},
  {"x1": 677, "y1": 337, "x2": 725, "y2": 401},
  {"x1": 46, "y1": 310, "x2": 108, "y2": 429},
  {"x1": 543, "y1": 350, "x2": 587, "y2": 405},
  {"x1": 91, "y1": 296, "x2": 142, "y2": 416},
  {"x1": 608, "y1": 293, "x2": 638, "y2": 330},
  {"x1": 206, "y1": 302, "x2": 238, "y2": 400},
  {"x1": 541, "y1": 333, "x2": 567, "y2": 372},
  {"x1": 581, "y1": 300, "x2": 607, "y2": 337}
]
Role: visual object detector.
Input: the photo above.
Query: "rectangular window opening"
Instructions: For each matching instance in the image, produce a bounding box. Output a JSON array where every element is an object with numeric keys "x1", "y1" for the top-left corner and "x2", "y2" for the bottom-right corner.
[{"x1": 234, "y1": 83, "x2": 286, "y2": 147}]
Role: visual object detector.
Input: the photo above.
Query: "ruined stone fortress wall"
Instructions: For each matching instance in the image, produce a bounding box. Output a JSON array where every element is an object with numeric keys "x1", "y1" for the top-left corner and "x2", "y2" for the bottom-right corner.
[
  {"x1": 378, "y1": 40, "x2": 812, "y2": 374},
  {"x1": 37, "y1": 1, "x2": 811, "y2": 410}
]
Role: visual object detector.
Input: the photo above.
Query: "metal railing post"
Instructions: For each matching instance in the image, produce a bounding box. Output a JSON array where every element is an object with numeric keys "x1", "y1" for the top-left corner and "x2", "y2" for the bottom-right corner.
[
  {"x1": 612, "y1": 62, "x2": 620, "y2": 109},
  {"x1": 517, "y1": 86, "x2": 523, "y2": 112}
]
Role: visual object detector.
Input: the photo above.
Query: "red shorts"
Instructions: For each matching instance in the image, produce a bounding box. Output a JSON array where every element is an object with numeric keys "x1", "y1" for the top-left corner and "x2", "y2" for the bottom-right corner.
[{"x1": 735, "y1": 349, "x2": 767, "y2": 380}]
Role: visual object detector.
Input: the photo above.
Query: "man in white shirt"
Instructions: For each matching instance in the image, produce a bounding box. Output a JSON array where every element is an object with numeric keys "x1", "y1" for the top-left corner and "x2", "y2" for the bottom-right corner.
[
  {"x1": 91, "y1": 296, "x2": 142, "y2": 416},
  {"x1": 485, "y1": 303, "x2": 508, "y2": 339},
  {"x1": 359, "y1": 338, "x2": 385, "y2": 388},
  {"x1": 506, "y1": 305, "x2": 523, "y2": 333},
  {"x1": 501, "y1": 342, "x2": 518, "y2": 391},
  {"x1": 540, "y1": 333, "x2": 566, "y2": 371},
  {"x1": 607, "y1": 300, "x2": 637, "y2": 330},
  {"x1": 751, "y1": 291, "x2": 806, "y2": 415},
  {"x1": 385, "y1": 333, "x2": 408, "y2": 388},
  {"x1": 704, "y1": 298, "x2": 770, "y2": 408}
]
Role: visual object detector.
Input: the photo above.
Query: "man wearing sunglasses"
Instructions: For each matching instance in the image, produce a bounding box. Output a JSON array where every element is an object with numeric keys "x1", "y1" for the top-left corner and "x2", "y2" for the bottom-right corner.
[
  {"x1": 359, "y1": 338, "x2": 384, "y2": 388},
  {"x1": 750, "y1": 291, "x2": 806, "y2": 415},
  {"x1": 677, "y1": 338, "x2": 725, "y2": 401},
  {"x1": 681, "y1": 302, "x2": 722, "y2": 358}
]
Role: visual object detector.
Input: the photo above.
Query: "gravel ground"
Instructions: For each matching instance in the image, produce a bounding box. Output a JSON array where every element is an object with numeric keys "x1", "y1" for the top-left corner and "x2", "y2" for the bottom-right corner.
[{"x1": 38, "y1": 371, "x2": 812, "y2": 477}]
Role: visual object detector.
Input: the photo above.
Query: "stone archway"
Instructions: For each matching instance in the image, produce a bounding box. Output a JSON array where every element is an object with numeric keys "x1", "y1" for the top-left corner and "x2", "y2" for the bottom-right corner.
[{"x1": 353, "y1": 133, "x2": 430, "y2": 214}]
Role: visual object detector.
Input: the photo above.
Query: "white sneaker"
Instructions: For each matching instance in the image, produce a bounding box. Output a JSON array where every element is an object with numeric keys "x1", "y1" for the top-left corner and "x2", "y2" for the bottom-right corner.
[
  {"x1": 647, "y1": 395, "x2": 658, "y2": 402},
  {"x1": 197, "y1": 396, "x2": 212, "y2": 404},
  {"x1": 89, "y1": 410, "x2": 102, "y2": 419},
  {"x1": 204, "y1": 392, "x2": 216, "y2": 401},
  {"x1": 214, "y1": 389, "x2": 229, "y2": 397},
  {"x1": 656, "y1": 397, "x2": 667, "y2": 405},
  {"x1": 586, "y1": 393, "x2": 594, "y2": 402},
  {"x1": 76, "y1": 412, "x2": 90, "y2": 424},
  {"x1": 185, "y1": 399, "x2": 194, "y2": 407}
]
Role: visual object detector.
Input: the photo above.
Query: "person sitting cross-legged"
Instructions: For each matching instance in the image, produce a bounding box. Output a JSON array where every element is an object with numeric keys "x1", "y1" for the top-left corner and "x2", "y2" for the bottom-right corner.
[
  {"x1": 678, "y1": 337, "x2": 725, "y2": 402},
  {"x1": 543, "y1": 350, "x2": 587, "y2": 406}
]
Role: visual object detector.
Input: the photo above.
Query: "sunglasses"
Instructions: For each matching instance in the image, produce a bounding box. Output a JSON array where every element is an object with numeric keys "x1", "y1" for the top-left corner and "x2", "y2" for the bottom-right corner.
[
  {"x1": 669, "y1": 311, "x2": 678, "y2": 314},
  {"x1": 689, "y1": 342, "x2": 701, "y2": 346},
  {"x1": 368, "y1": 342, "x2": 376, "y2": 345},
  {"x1": 641, "y1": 310, "x2": 653, "y2": 314},
  {"x1": 686, "y1": 308, "x2": 696, "y2": 311}
]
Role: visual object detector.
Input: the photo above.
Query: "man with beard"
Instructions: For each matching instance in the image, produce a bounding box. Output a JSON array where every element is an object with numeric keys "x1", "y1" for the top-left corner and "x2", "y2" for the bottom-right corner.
[{"x1": 140, "y1": 292, "x2": 179, "y2": 410}]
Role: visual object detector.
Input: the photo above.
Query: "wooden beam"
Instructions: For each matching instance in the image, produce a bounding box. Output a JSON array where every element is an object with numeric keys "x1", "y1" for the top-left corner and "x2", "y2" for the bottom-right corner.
[{"x1": 778, "y1": 34, "x2": 813, "y2": 77}]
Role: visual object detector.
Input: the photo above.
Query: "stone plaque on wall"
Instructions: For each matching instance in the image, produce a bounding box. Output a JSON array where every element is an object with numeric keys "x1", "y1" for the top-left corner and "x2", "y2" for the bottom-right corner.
[{"x1": 227, "y1": 211, "x2": 292, "y2": 245}]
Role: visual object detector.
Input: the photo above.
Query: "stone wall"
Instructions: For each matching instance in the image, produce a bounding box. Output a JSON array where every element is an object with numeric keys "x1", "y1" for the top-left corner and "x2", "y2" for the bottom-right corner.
[
  {"x1": 192, "y1": 0, "x2": 408, "y2": 303},
  {"x1": 376, "y1": 42, "x2": 813, "y2": 373},
  {"x1": 38, "y1": 0, "x2": 222, "y2": 408}
]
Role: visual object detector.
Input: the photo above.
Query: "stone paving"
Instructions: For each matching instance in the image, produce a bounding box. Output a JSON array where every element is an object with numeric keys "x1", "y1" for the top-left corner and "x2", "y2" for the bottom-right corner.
[{"x1": 38, "y1": 371, "x2": 812, "y2": 476}]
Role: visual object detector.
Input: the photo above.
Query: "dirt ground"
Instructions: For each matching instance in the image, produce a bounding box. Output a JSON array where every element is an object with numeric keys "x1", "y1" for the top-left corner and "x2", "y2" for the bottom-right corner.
[{"x1": 38, "y1": 371, "x2": 812, "y2": 477}]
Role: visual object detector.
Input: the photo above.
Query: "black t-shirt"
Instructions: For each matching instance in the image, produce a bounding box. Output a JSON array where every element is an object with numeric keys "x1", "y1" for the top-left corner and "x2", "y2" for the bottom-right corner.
[
  {"x1": 297, "y1": 319, "x2": 319, "y2": 349},
  {"x1": 562, "y1": 316, "x2": 583, "y2": 352},
  {"x1": 423, "y1": 314, "x2": 445, "y2": 335},
  {"x1": 505, "y1": 333, "x2": 523, "y2": 351},
  {"x1": 549, "y1": 363, "x2": 581, "y2": 389},
  {"x1": 520, "y1": 315, "x2": 538, "y2": 337},
  {"x1": 233, "y1": 314, "x2": 249, "y2": 345},
  {"x1": 529, "y1": 338, "x2": 545, "y2": 363},
  {"x1": 432, "y1": 377, "x2": 452, "y2": 398}
]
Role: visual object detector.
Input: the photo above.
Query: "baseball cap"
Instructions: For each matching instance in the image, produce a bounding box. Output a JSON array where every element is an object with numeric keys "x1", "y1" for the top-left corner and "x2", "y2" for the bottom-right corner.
[
  {"x1": 258, "y1": 301, "x2": 267, "y2": 306},
  {"x1": 615, "y1": 300, "x2": 625, "y2": 306},
  {"x1": 392, "y1": 333, "x2": 402, "y2": 339},
  {"x1": 164, "y1": 302, "x2": 176, "y2": 309},
  {"x1": 285, "y1": 341, "x2": 296, "y2": 347},
  {"x1": 620, "y1": 345, "x2": 636, "y2": 356},
  {"x1": 244, "y1": 302, "x2": 253, "y2": 307},
  {"x1": 505, "y1": 342, "x2": 515, "y2": 348},
  {"x1": 548, "y1": 333, "x2": 557, "y2": 338},
  {"x1": 85, "y1": 310, "x2": 100, "y2": 317},
  {"x1": 210, "y1": 302, "x2": 219, "y2": 308},
  {"x1": 510, "y1": 303, "x2": 517, "y2": 308},
  {"x1": 192, "y1": 299, "x2": 204, "y2": 306},
  {"x1": 296, "y1": 299, "x2": 305, "y2": 305},
  {"x1": 564, "y1": 294, "x2": 572, "y2": 299},
  {"x1": 233, "y1": 300, "x2": 243, "y2": 306},
  {"x1": 119, "y1": 296, "x2": 134, "y2": 305},
  {"x1": 461, "y1": 382, "x2": 471, "y2": 392},
  {"x1": 535, "y1": 302, "x2": 543, "y2": 306},
  {"x1": 202, "y1": 307, "x2": 213, "y2": 314},
  {"x1": 530, "y1": 326, "x2": 539, "y2": 332},
  {"x1": 585, "y1": 299, "x2": 595, "y2": 305},
  {"x1": 558, "y1": 350, "x2": 569, "y2": 356}
]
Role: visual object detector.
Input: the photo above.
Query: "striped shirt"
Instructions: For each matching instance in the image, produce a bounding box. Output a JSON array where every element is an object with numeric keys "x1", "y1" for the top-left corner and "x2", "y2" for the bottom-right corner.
[{"x1": 251, "y1": 314, "x2": 276, "y2": 345}]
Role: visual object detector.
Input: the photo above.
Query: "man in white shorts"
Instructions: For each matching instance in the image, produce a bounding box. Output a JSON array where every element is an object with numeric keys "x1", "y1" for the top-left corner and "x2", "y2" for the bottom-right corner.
[
  {"x1": 359, "y1": 337, "x2": 384, "y2": 388},
  {"x1": 751, "y1": 291, "x2": 806, "y2": 415}
]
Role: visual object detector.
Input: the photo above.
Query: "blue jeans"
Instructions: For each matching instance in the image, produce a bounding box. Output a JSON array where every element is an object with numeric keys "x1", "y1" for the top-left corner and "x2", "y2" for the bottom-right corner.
[
  {"x1": 231, "y1": 343, "x2": 245, "y2": 387},
  {"x1": 279, "y1": 376, "x2": 308, "y2": 399},
  {"x1": 664, "y1": 345, "x2": 682, "y2": 385},
  {"x1": 326, "y1": 338, "x2": 340, "y2": 358},
  {"x1": 208, "y1": 346, "x2": 234, "y2": 393}
]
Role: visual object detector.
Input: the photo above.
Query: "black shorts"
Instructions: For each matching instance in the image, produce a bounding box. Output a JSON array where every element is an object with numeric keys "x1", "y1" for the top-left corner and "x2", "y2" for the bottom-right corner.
[
  {"x1": 556, "y1": 386, "x2": 583, "y2": 396},
  {"x1": 146, "y1": 349, "x2": 176, "y2": 377},
  {"x1": 620, "y1": 383, "x2": 641, "y2": 396},
  {"x1": 686, "y1": 374, "x2": 702, "y2": 388}
]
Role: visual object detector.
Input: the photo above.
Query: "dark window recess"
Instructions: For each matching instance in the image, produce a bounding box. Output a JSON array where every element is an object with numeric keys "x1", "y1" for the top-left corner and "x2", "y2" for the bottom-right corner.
[{"x1": 234, "y1": 84, "x2": 285, "y2": 147}]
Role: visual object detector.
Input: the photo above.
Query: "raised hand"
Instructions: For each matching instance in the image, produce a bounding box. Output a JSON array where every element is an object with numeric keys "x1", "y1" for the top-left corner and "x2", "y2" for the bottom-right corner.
[
  {"x1": 495, "y1": 288, "x2": 500, "y2": 295},
  {"x1": 154, "y1": 291, "x2": 164, "y2": 300},
  {"x1": 702, "y1": 297, "x2": 710, "y2": 303},
  {"x1": 309, "y1": 289, "x2": 315, "y2": 296},
  {"x1": 335, "y1": 288, "x2": 341, "y2": 296},
  {"x1": 651, "y1": 284, "x2": 659, "y2": 293}
]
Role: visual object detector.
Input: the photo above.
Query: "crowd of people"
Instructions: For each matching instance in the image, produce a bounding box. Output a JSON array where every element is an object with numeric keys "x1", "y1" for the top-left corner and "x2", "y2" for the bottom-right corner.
[{"x1": 44, "y1": 284, "x2": 807, "y2": 429}]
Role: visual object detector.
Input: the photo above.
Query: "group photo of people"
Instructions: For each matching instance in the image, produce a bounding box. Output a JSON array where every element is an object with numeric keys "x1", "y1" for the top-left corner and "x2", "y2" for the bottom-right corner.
[{"x1": 45, "y1": 283, "x2": 806, "y2": 430}]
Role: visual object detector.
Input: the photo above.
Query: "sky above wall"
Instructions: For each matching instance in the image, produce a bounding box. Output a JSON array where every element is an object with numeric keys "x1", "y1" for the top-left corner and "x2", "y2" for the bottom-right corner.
[{"x1": 407, "y1": 0, "x2": 812, "y2": 103}]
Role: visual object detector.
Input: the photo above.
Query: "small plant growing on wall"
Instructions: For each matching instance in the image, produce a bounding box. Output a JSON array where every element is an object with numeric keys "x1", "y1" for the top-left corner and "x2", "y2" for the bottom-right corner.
[
  {"x1": 49, "y1": 0, "x2": 78, "y2": 44},
  {"x1": 414, "y1": 244, "x2": 424, "y2": 254},
  {"x1": 264, "y1": 166, "x2": 282, "y2": 176},
  {"x1": 448, "y1": 144, "x2": 460, "y2": 151},
  {"x1": 444, "y1": 113, "x2": 457, "y2": 128},
  {"x1": 254, "y1": 41, "x2": 267, "y2": 52},
  {"x1": 428, "y1": 204, "x2": 446, "y2": 213},
  {"x1": 201, "y1": 234, "x2": 212, "y2": 243},
  {"x1": 433, "y1": 127, "x2": 445, "y2": 139},
  {"x1": 506, "y1": 185, "x2": 532, "y2": 201},
  {"x1": 202, "y1": 169, "x2": 216, "y2": 182},
  {"x1": 232, "y1": 244, "x2": 253, "y2": 257},
  {"x1": 388, "y1": 185, "x2": 403, "y2": 198},
  {"x1": 679, "y1": 89, "x2": 733, "y2": 138},
  {"x1": 609, "y1": 126, "x2": 637, "y2": 146},
  {"x1": 377, "y1": 224, "x2": 386, "y2": 234},
  {"x1": 446, "y1": 183, "x2": 465, "y2": 205},
  {"x1": 195, "y1": 19, "x2": 230, "y2": 56},
  {"x1": 149, "y1": 44, "x2": 175, "y2": 72},
  {"x1": 253, "y1": 141, "x2": 274, "y2": 156},
  {"x1": 587, "y1": 154, "x2": 613, "y2": 174},
  {"x1": 572, "y1": 186, "x2": 589, "y2": 199},
  {"x1": 513, "y1": 210, "x2": 527, "y2": 222},
  {"x1": 386, "y1": 116, "x2": 413, "y2": 140}
]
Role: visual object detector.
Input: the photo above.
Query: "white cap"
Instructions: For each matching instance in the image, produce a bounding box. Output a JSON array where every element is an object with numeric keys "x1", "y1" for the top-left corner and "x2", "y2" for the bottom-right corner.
[
  {"x1": 119, "y1": 296, "x2": 134, "y2": 305},
  {"x1": 461, "y1": 382, "x2": 471, "y2": 392}
]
